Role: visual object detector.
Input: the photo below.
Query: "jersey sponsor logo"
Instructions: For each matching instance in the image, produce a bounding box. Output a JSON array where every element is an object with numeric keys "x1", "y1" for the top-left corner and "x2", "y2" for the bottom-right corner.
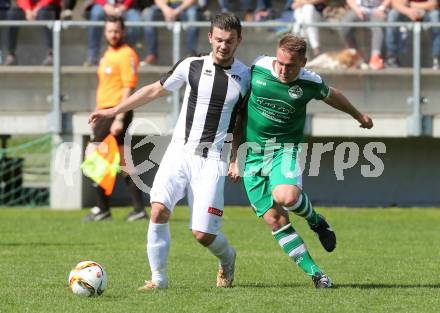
[
  {"x1": 204, "y1": 69, "x2": 213, "y2": 77},
  {"x1": 288, "y1": 85, "x2": 303, "y2": 99},
  {"x1": 208, "y1": 207, "x2": 223, "y2": 217},
  {"x1": 254, "y1": 96, "x2": 295, "y2": 123},
  {"x1": 255, "y1": 79, "x2": 266, "y2": 86},
  {"x1": 231, "y1": 74, "x2": 241, "y2": 82}
]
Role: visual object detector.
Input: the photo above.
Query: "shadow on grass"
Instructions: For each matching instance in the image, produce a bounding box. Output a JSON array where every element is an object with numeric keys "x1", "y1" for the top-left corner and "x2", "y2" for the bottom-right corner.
[
  {"x1": 0, "y1": 242, "x2": 99, "y2": 247},
  {"x1": 334, "y1": 283, "x2": 440, "y2": 289},
  {"x1": 236, "y1": 282, "x2": 440, "y2": 289},
  {"x1": 236, "y1": 282, "x2": 306, "y2": 288}
]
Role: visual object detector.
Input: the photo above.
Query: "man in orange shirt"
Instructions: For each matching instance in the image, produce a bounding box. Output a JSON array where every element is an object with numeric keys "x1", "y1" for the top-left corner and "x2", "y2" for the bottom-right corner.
[{"x1": 84, "y1": 15, "x2": 148, "y2": 222}]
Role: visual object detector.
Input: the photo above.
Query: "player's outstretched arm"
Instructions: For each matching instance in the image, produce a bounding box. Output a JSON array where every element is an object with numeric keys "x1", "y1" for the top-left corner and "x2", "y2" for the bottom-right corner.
[
  {"x1": 89, "y1": 81, "x2": 169, "y2": 124},
  {"x1": 324, "y1": 87, "x2": 373, "y2": 129}
]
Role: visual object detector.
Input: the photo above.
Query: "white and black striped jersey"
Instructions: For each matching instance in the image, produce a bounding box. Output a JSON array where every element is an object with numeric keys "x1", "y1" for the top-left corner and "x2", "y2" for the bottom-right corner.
[{"x1": 160, "y1": 53, "x2": 250, "y2": 159}]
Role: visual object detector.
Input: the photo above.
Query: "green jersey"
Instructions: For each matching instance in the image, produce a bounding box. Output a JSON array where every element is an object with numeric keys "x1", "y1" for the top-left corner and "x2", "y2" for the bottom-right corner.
[{"x1": 245, "y1": 56, "x2": 330, "y2": 147}]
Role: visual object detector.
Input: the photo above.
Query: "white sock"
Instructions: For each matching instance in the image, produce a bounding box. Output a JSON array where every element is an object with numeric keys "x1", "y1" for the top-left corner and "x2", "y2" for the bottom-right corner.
[
  {"x1": 207, "y1": 232, "x2": 235, "y2": 267},
  {"x1": 147, "y1": 221, "x2": 170, "y2": 286}
]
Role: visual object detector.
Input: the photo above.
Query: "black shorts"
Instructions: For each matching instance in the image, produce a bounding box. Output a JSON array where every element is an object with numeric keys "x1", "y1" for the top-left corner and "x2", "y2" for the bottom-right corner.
[{"x1": 91, "y1": 110, "x2": 133, "y2": 145}]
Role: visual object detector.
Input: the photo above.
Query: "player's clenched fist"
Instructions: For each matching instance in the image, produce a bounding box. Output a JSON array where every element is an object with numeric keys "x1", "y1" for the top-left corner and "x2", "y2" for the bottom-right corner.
[
  {"x1": 358, "y1": 114, "x2": 373, "y2": 129},
  {"x1": 228, "y1": 161, "x2": 241, "y2": 183}
]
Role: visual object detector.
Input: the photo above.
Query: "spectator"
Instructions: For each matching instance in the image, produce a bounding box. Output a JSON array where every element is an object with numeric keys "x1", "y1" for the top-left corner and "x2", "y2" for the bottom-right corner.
[
  {"x1": 0, "y1": 0, "x2": 10, "y2": 63},
  {"x1": 0, "y1": 0, "x2": 9, "y2": 16},
  {"x1": 86, "y1": 0, "x2": 141, "y2": 66},
  {"x1": 84, "y1": 15, "x2": 148, "y2": 222},
  {"x1": 3, "y1": 0, "x2": 60, "y2": 65},
  {"x1": 60, "y1": 0, "x2": 76, "y2": 20},
  {"x1": 141, "y1": 0, "x2": 199, "y2": 65},
  {"x1": 385, "y1": 0, "x2": 439, "y2": 69},
  {"x1": 217, "y1": 0, "x2": 254, "y2": 21},
  {"x1": 254, "y1": 0, "x2": 273, "y2": 21},
  {"x1": 218, "y1": 0, "x2": 275, "y2": 22},
  {"x1": 291, "y1": 0, "x2": 329, "y2": 57},
  {"x1": 340, "y1": 0, "x2": 391, "y2": 70}
]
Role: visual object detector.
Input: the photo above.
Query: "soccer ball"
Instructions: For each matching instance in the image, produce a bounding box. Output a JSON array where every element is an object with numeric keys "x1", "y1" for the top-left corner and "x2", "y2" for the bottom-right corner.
[{"x1": 68, "y1": 261, "x2": 108, "y2": 297}]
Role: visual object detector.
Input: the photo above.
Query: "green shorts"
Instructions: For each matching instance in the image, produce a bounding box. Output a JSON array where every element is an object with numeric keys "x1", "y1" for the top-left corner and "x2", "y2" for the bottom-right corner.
[{"x1": 243, "y1": 148, "x2": 302, "y2": 217}]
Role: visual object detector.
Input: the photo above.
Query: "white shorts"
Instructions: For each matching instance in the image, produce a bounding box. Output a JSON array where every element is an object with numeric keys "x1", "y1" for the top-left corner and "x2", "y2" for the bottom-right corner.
[{"x1": 150, "y1": 144, "x2": 227, "y2": 235}]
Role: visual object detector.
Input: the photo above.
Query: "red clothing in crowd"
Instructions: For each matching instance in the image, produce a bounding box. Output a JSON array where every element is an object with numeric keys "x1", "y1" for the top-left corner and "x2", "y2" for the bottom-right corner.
[
  {"x1": 94, "y1": 0, "x2": 134, "y2": 8},
  {"x1": 16, "y1": 0, "x2": 61, "y2": 10}
]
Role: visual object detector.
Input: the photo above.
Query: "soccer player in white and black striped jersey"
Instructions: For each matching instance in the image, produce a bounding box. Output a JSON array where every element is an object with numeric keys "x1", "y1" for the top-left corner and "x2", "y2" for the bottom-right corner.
[{"x1": 89, "y1": 12, "x2": 250, "y2": 290}]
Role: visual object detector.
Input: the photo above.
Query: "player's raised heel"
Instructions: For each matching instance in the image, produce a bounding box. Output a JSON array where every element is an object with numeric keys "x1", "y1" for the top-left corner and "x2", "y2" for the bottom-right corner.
[
  {"x1": 216, "y1": 248, "x2": 236, "y2": 288},
  {"x1": 310, "y1": 214, "x2": 336, "y2": 252},
  {"x1": 312, "y1": 273, "x2": 333, "y2": 289},
  {"x1": 138, "y1": 280, "x2": 168, "y2": 291}
]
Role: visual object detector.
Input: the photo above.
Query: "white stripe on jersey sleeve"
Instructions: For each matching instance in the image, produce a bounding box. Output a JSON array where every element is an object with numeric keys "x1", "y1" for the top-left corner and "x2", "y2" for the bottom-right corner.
[
  {"x1": 252, "y1": 55, "x2": 274, "y2": 68},
  {"x1": 299, "y1": 68, "x2": 323, "y2": 84},
  {"x1": 161, "y1": 57, "x2": 193, "y2": 92},
  {"x1": 238, "y1": 62, "x2": 251, "y2": 97},
  {"x1": 228, "y1": 60, "x2": 251, "y2": 97}
]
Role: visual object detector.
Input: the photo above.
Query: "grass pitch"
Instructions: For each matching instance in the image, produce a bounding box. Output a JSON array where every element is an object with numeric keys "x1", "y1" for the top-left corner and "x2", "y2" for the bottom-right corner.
[{"x1": 0, "y1": 207, "x2": 439, "y2": 313}]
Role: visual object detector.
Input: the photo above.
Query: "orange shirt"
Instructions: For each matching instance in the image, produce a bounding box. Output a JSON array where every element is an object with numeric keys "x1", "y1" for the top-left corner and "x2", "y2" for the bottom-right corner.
[{"x1": 96, "y1": 44, "x2": 139, "y2": 109}]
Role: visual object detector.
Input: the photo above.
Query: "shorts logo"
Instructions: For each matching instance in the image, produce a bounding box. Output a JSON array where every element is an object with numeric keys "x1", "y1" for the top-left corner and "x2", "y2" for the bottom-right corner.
[
  {"x1": 284, "y1": 171, "x2": 295, "y2": 178},
  {"x1": 208, "y1": 207, "x2": 223, "y2": 217},
  {"x1": 288, "y1": 85, "x2": 303, "y2": 99}
]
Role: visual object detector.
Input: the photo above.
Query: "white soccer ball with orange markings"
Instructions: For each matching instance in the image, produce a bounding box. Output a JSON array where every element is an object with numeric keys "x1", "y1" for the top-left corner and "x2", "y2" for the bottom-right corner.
[{"x1": 68, "y1": 261, "x2": 108, "y2": 297}]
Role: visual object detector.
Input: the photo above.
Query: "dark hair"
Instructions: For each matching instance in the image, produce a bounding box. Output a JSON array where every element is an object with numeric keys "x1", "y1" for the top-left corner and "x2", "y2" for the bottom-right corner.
[
  {"x1": 278, "y1": 34, "x2": 307, "y2": 58},
  {"x1": 210, "y1": 12, "x2": 242, "y2": 38},
  {"x1": 105, "y1": 15, "x2": 125, "y2": 30}
]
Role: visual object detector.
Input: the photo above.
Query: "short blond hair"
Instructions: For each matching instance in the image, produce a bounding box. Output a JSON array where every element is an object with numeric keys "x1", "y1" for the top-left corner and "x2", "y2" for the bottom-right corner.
[{"x1": 278, "y1": 34, "x2": 307, "y2": 58}]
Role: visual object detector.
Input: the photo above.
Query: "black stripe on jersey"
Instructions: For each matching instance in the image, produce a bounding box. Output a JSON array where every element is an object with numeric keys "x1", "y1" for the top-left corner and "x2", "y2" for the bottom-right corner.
[
  {"x1": 200, "y1": 67, "x2": 229, "y2": 150},
  {"x1": 226, "y1": 93, "x2": 244, "y2": 136},
  {"x1": 159, "y1": 56, "x2": 188, "y2": 86},
  {"x1": 185, "y1": 59, "x2": 204, "y2": 144}
]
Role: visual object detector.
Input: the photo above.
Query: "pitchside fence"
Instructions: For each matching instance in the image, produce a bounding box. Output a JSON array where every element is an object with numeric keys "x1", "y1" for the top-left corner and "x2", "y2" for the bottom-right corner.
[{"x1": 0, "y1": 20, "x2": 439, "y2": 207}]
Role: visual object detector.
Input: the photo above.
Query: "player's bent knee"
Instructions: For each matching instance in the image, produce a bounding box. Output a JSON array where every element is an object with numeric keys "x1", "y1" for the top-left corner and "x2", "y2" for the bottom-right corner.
[
  {"x1": 150, "y1": 202, "x2": 171, "y2": 223},
  {"x1": 272, "y1": 186, "x2": 302, "y2": 207},
  {"x1": 280, "y1": 195, "x2": 301, "y2": 208},
  {"x1": 192, "y1": 230, "x2": 216, "y2": 246},
  {"x1": 273, "y1": 192, "x2": 301, "y2": 207}
]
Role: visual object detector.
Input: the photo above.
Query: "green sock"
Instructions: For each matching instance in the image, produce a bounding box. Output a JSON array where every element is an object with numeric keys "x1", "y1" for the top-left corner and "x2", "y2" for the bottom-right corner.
[
  {"x1": 272, "y1": 223, "x2": 322, "y2": 277},
  {"x1": 283, "y1": 192, "x2": 321, "y2": 226}
]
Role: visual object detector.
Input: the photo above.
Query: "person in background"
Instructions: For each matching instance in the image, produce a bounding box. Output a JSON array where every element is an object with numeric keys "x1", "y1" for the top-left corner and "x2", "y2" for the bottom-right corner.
[
  {"x1": 340, "y1": 0, "x2": 391, "y2": 70},
  {"x1": 385, "y1": 0, "x2": 439, "y2": 69},
  {"x1": 86, "y1": 0, "x2": 141, "y2": 66},
  {"x1": 290, "y1": 0, "x2": 328, "y2": 57},
  {"x1": 60, "y1": 0, "x2": 76, "y2": 20},
  {"x1": 84, "y1": 15, "x2": 148, "y2": 222},
  {"x1": 140, "y1": 0, "x2": 199, "y2": 65},
  {"x1": 3, "y1": 0, "x2": 60, "y2": 65},
  {"x1": 218, "y1": 0, "x2": 256, "y2": 22},
  {"x1": 0, "y1": 0, "x2": 11, "y2": 63}
]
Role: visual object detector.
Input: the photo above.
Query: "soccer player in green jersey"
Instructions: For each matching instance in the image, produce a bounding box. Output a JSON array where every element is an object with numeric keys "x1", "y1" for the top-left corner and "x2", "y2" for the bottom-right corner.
[{"x1": 228, "y1": 34, "x2": 373, "y2": 288}]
